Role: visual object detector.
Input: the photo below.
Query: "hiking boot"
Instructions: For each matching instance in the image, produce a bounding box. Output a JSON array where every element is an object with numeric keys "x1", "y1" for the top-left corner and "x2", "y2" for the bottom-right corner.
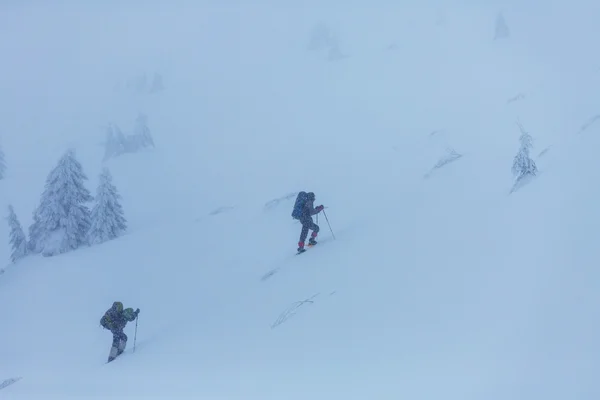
[{"x1": 297, "y1": 242, "x2": 306, "y2": 253}]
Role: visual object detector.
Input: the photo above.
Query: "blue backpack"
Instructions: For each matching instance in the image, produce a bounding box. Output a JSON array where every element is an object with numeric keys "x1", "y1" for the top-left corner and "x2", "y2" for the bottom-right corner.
[{"x1": 291, "y1": 191, "x2": 308, "y2": 219}]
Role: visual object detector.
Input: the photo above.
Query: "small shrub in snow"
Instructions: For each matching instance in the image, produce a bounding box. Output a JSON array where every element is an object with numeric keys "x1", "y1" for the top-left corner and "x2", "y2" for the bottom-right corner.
[
  {"x1": 7, "y1": 205, "x2": 27, "y2": 263},
  {"x1": 28, "y1": 149, "x2": 93, "y2": 256},
  {"x1": 88, "y1": 168, "x2": 127, "y2": 245}
]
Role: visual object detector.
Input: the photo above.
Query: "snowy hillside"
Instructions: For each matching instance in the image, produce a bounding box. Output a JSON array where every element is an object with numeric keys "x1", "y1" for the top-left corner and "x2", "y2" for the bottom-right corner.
[{"x1": 1, "y1": 2, "x2": 600, "y2": 399}]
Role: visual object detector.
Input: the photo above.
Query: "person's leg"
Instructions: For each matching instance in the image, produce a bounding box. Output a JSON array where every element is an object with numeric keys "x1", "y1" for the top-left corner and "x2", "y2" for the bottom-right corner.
[
  {"x1": 308, "y1": 221, "x2": 320, "y2": 245},
  {"x1": 117, "y1": 331, "x2": 128, "y2": 355},
  {"x1": 108, "y1": 332, "x2": 120, "y2": 362},
  {"x1": 298, "y1": 219, "x2": 310, "y2": 250}
]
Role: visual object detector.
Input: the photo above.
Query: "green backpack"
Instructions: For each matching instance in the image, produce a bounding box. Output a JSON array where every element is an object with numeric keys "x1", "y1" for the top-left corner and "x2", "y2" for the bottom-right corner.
[
  {"x1": 122, "y1": 307, "x2": 136, "y2": 320},
  {"x1": 100, "y1": 307, "x2": 136, "y2": 329}
]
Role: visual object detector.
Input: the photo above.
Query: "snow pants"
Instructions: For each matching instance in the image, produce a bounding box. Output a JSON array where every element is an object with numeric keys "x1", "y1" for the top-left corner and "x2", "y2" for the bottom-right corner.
[
  {"x1": 299, "y1": 216, "x2": 319, "y2": 244},
  {"x1": 108, "y1": 330, "x2": 128, "y2": 362}
]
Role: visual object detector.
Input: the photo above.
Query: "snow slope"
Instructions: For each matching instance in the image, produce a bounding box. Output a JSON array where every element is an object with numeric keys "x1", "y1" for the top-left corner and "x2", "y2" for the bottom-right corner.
[{"x1": 1, "y1": 2, "x2": 600, "y2": 399}]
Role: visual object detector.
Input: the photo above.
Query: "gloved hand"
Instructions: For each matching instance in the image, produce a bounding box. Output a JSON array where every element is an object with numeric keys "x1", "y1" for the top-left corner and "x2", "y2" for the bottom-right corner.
[
  {"x1": 135, "y1": 308, "x2": 140, "y2": 316},
  {"x1": 316, "y1": 205, "x2": 324, "y2": 212}
]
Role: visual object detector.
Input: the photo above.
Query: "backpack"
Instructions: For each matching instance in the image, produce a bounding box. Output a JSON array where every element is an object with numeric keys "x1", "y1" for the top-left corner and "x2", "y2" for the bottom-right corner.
[
  {"x1": 291, "y1": 191, "x2": 308, "y2": 219},
  {"x1": 100, "y1": 312, "x2": 113, "y2": 330},
  {"x1": 122, "y1": 308, "x2": 136, "y2": 321},
  {"x1": 100, "y1": 307, "x2": 136, "y2": 330}
]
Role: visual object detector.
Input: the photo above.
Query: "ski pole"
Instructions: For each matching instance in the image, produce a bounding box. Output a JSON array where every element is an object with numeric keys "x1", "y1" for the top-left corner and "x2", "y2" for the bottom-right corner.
[
  {"x1": 133, "y1": 315, "x2": 138, "y2": 352},
  {"x1": 322, "y1": 209, "x2": 335, "y2": 240}
]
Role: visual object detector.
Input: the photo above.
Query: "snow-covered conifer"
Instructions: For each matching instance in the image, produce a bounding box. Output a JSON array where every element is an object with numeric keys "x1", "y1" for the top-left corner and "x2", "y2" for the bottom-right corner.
[
  {"x1": 28, "y1": 209, "x2": 43, "y2": 253},
  {"x1": 133, "y1": 113, "x2": 155, "y2": 148},
  {"x1": 149, "y1": 73, "x2": 164, "y2": 94},
  {"x1": 88, "y1": 168, "x2": 127, "y2": 245},
  {"x1": 103, "y1": 123, "x2": 128, "y2": 161},
  {"x1": 29, "y1": 149, "x2": 93, "y2": 256},
  {"x1": 494, "y1": 12, "x2": 510, "y2": 40},
  {"x1": 511, "y1": 121, "x2": 538, "y2": 190},
  {"x1": 0, "y1": 144, "x2": 6, "y2": 179},
  {"x1": 308, "y1": 23, "x2": 332, "y2": 51},
  {"x1": 103, "y1": 117, "x2": 154, "y2": 161},
  {"x1": 7, "y1": 205, "x2": 27, "y2": 262}
]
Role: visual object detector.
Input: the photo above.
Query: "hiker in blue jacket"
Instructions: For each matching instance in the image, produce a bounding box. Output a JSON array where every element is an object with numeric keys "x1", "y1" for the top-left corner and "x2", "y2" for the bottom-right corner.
[{"x1": 291, "y1": 191, "x2": 324, "y2": 253}]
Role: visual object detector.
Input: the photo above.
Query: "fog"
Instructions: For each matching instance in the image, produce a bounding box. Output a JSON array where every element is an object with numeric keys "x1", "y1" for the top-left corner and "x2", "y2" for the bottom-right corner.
[{"x1": 1, "y1": 1, "x2": 600, "y2": 398}]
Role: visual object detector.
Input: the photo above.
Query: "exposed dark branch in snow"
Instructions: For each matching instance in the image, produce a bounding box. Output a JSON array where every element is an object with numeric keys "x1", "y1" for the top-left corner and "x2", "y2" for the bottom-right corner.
[
  {"x1": 578, "y1": 114, "x2": 600, "y2": 134},
  {"x1": 424, "y1": 147, "x2": 463, "y2": 179},
  {"x1": 507, "y1": 93, "x2": 525, "y2": 104},
  {"x1": 271, "y1": 293, "x2": 320, "y2": 329}
]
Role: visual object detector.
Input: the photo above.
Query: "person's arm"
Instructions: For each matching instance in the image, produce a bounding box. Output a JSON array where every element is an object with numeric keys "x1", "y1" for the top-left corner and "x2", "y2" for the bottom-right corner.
[
  {"x1": 123, "y1": 308, "x2": 140, "y2": 321},
  {"x1": 307, "y1": 201, "x2": 324, "y2": 215}
]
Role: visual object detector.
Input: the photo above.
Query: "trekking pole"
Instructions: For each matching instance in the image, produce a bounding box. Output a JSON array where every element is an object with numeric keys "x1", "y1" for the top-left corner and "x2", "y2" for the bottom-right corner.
[
  {"x1": 322, "y1": 209, "x2": 336, "y2": 240},
  {"x1": 133, "y1": 315, "x2": 138, "y2": 352}
]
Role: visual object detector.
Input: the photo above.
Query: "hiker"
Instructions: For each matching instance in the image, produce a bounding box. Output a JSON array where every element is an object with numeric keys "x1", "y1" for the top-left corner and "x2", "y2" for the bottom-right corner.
[
  {"x1": 291, "y1": 191, "x2": 324, "y2": 253},
  {"x1": 100, "y1": 301, "x2": 140, "y2": 362}
]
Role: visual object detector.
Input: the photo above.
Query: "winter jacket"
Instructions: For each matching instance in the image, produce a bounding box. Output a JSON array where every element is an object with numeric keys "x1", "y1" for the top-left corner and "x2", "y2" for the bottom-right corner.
[
  {"x1": 301, "y1": 199, "x2": 320, "y2": 219},
  {"x1": 101, "y1": 302, "x2": 138, "y2": 332}
]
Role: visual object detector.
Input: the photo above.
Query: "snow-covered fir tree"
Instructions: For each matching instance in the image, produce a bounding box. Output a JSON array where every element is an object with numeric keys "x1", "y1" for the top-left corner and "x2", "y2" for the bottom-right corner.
[
  {"x1": 494, "y1": 12, "x2": 510, "y2": 40},
  {"x1": 103, "y1": 123, "x2": 128, "y2": 161},
  {"x1": 149, "y1": 73, "x2": 164, "y2": 94},
  {"x1": 0, "y1": 144, "x2": 6, "y2": 179},
  {"x1": 28, "y1": 149, "x2": 93, "y2": 256},
  {"x1": 512, "y1": 121, "x2": 538, "y2": 187},
  {"x1": 27, "y1": 209, "x2": 43, "y2": 253},
  {"x1": 133, "y1": 113, "x2": 155, "y2": 148},
  {"x1": 103, "y1": 117, "x2": 155, "y2": 161},
  {"x1": 7, "y1": 205, "x2": 27, "y2": 262},
  {"x1": 308, "y1": 23, "x2": 332, "y2": 51},
  {"x1": 88, "y1": 168, "x2": 127, "y2": 245},
  {"x1": 126, "y1": 73, "x2": 148, "y2": 94}
]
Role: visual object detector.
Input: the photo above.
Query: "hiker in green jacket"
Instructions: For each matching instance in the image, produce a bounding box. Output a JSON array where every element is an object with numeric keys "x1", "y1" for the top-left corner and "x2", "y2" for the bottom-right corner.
[{"x1": 100, "y1": 301, "x2": 140, "y2": 362}]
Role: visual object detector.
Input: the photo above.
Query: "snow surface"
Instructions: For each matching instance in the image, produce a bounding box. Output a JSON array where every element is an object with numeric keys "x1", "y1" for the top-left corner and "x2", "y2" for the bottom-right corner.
[{"x1": 1, "y1": 2, "x2": 600, "y2": 399}]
